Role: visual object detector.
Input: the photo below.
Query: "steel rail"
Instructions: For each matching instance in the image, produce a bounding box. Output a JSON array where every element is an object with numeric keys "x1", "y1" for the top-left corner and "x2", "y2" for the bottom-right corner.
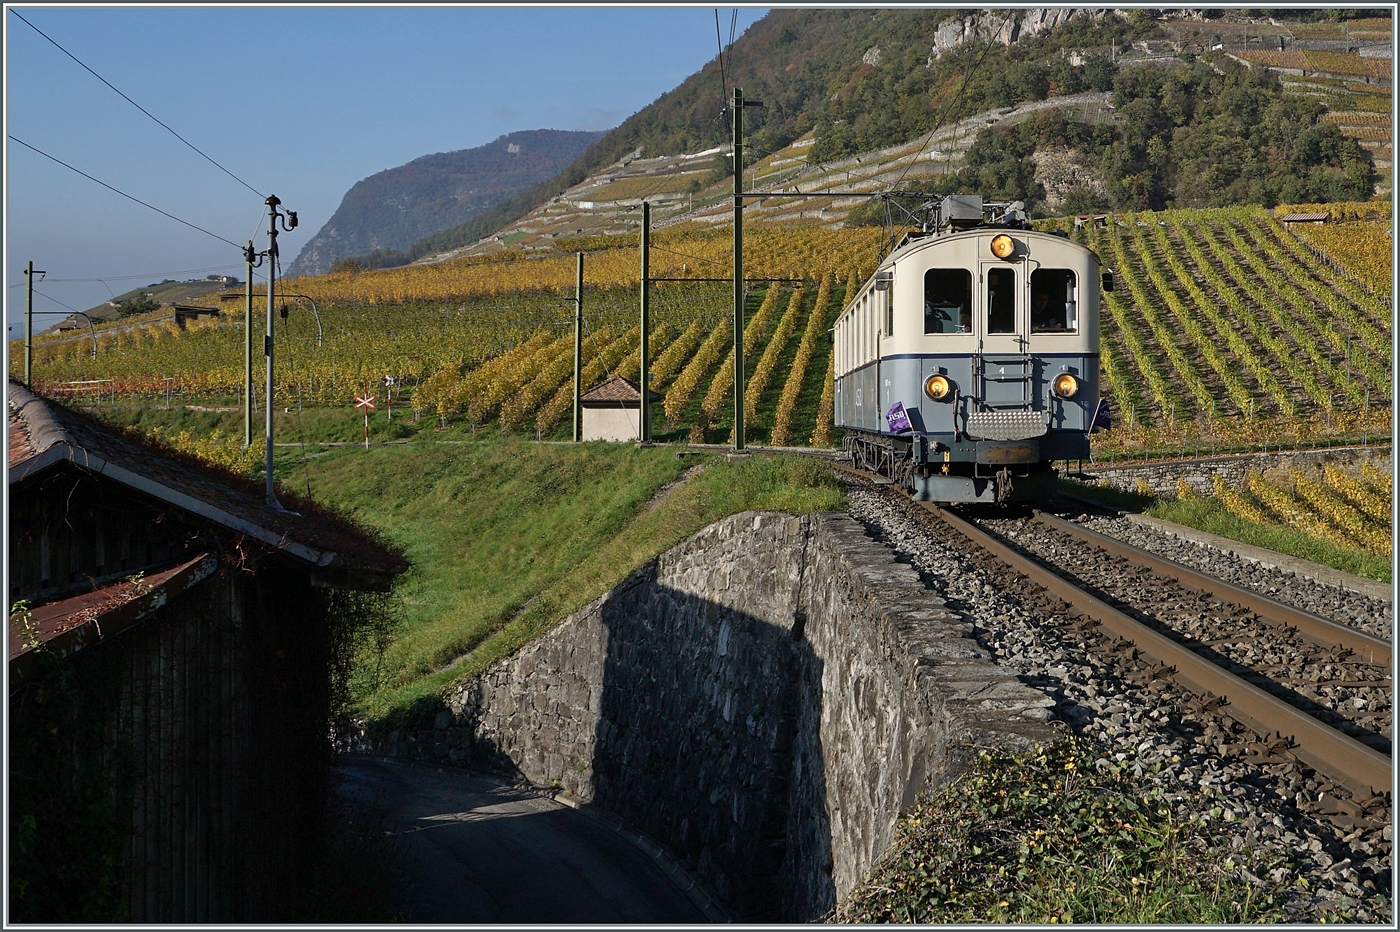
[
  {"x1": 922, "y1": 501, "x2": 1392, "y2": 799},
  {"x1": 1035, "y1": 510, "x2": 1392, "y2": 667}
]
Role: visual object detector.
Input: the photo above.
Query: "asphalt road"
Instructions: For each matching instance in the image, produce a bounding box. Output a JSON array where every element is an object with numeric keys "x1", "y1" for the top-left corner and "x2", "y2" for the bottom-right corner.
[{"x1": 333, "y1": 756, "x2": 708, "y2": 924}]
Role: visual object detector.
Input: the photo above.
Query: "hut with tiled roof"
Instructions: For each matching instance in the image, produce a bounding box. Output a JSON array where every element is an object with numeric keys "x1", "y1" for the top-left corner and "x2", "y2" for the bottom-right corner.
[
  {"x1": 7, "y1": 379, "x2": 407, "y2": 923},
  {"x1": 580, "y1": 375, "x2": 660, "y2": 442}
]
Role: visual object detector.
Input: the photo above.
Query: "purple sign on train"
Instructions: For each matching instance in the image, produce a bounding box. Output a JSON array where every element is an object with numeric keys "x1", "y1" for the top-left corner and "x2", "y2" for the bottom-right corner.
[{"x1": 885, "y1": 401, "x2": 912, "y2": 433}]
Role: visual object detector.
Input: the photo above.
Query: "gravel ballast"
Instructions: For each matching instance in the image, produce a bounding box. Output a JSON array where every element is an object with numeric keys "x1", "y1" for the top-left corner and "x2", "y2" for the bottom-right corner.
[{"x1": 843, "y1": 485, "x2": 1393, "y2": 923}]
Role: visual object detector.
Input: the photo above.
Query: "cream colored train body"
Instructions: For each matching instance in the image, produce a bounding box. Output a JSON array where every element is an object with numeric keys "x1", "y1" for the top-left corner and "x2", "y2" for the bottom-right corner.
[{"x1": 833, "y1": 196, "x2": 1107, "y2": 503}]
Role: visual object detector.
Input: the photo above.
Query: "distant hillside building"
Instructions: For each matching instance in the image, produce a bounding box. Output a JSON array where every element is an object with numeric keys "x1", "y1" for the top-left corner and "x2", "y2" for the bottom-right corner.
[
  {"x1": 580, "y1": 376, "x2": 659, "y2": 442},
  {"x1": 1278, "y1": 211, "x2": 1330, "y2": 230},
  {"x1": 7, "y1": 379, "x2": 406, "y2": 922},
  {"x1": 172, "y1": 304, "x2": 220, "y2": 329}
]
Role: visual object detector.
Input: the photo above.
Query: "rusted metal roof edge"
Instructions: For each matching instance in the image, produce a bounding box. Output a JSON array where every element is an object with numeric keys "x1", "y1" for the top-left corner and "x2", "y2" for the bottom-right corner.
[
  {"x1": 90, "y1": 455, "x2": 334, "y2": 567},
  {"x1": 9, "y1": 553, "x2": 219, "y2": 692},
  {"x1": 7, "y1": 443, "x2": 70, "y2": 484},
  {"x1": 13, "y1": 436, "x2": 333, "y2": 568}
]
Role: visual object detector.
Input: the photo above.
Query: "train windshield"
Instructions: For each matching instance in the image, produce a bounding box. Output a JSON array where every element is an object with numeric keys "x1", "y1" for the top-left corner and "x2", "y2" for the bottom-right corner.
[
  {"x1": 923, "y1": 269, "x2": 971, "y2": 334},
  {"x1": 1030, "y1": 269, "x2": 1078, "y2": 333},
  {"x1": 987, "y1": 267, "x2": 1015, "y2": 333}
]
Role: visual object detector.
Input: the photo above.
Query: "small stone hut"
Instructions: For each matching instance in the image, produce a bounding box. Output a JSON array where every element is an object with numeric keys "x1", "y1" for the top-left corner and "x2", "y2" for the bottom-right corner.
[
  {"x1": 7, "y1": 379, "x2": 407, "y2": 923},
  {"x1": 580, "y1": 375, "x2": 660, "y2": 442}
]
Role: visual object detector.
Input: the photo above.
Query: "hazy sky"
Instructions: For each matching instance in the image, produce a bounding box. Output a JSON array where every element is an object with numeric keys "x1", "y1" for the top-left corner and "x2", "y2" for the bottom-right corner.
[{"x1": 4, "y1": 5, "x2": 769, "y2": 334}]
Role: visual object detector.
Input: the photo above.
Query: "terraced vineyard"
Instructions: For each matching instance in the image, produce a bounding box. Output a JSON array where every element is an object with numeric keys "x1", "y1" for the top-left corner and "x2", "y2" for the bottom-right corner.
[
  {"x1": 1206, "y1": 462, "x2": 1392, "y2": 559},
  {"x1": 1244, "y1": 42, "x2": 1393, "y2": 193},
  {"x1": 1063, "y1": 206, "x2": 1391, "y2": 457},
  {"x1": 15, "y1": 206, "x2": 1392, "y2": 452}
]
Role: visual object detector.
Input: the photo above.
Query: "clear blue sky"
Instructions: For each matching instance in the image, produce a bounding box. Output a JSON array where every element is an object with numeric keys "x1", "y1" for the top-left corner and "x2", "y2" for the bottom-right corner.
[{"x1": 4, "y1": 5, "x2": 769, "y2": 335}]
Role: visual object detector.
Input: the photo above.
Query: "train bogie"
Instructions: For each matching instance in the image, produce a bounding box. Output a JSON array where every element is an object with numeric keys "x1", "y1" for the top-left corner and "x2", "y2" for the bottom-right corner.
[{"x1": 833, "y1": 196, "x2": 1104, "y2": 504}]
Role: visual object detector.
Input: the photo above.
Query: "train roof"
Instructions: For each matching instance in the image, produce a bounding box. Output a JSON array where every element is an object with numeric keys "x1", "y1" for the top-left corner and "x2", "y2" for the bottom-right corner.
[{"x1": 876, "y1": 224, "x2": 1101, "y2": 271}]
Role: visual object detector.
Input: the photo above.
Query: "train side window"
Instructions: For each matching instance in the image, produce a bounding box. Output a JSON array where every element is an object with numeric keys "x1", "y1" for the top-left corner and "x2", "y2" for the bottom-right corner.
[
  {"x1": 923, "y1": 269, "x2": 971, "y2": 334},
  {"x1": 1031, "y1": 269, "x2": 1078, "y2": 333},
  {"x1": 986, "y1": 267, "x2": 1015, "y2": 334}
]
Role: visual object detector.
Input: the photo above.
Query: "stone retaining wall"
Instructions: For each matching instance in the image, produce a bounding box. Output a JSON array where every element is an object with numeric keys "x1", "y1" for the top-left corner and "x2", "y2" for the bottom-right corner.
[
  {"x1": 351, "y1": 511, "x2": 1054, "y2": 921},
  {"x1": 1084, "y1": 445, "x2": 1391, "y2": 497}
]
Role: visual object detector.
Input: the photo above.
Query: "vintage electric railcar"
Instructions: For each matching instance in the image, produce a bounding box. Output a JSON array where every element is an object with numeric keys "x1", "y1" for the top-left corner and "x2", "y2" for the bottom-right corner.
[{"x1": 834, "y1": 195, "x2": 1109, "y2": 503}]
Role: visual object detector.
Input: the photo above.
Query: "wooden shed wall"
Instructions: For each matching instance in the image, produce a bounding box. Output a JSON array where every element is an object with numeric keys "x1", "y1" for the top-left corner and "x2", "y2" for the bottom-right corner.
[{"x1": 10, "y1": 560, "x2": 332, "y2": 923}]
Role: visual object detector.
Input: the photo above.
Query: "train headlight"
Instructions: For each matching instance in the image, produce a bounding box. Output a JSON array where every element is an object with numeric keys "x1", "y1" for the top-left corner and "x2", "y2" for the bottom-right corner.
[
  {"x1": 1052, "y1": 373, "x2": 1080, "y2": 398},
  {"x1": 990, "y1": 234, "x2": 1016, "y2": 259},
  {"x1": 924, "y1": 374, "x2": 953, "y2": 401}
]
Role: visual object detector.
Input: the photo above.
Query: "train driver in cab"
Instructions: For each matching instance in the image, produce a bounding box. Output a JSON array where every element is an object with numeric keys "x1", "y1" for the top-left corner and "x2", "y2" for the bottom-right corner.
[{"x1": 1031, "y1": 276, "x2": 1070, "y2": 332}]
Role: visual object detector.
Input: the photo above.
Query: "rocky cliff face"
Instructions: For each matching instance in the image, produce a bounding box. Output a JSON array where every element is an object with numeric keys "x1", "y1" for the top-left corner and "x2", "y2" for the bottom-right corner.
[
  {"x1": 286, "y1": 128, "x2": 603, "y2": 277},
  {"x1": 928, "y1": 8, "x2": 1112, "y2": 62}
]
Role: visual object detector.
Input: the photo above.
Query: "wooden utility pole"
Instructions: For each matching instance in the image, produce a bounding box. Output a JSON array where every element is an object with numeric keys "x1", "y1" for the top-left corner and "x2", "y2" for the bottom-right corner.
[
  {"x1": 639, "y1": 201, "x2": 652, "y2": 444},
  {"x1": 573, "y1": 252, "x2": 584, "y2": 442}
]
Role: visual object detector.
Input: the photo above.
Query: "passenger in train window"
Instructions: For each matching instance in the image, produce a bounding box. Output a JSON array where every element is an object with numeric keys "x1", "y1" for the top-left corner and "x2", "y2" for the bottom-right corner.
[
  {"x1": 1031, "y1": 270, "x2": 1074, "y2": 332},
  {"x1": 924, "y1": 268, "x2": 971, "y2": 334},
  {"x1": 1031, "y1": 287, "x2": 1058, "y2": 331}
]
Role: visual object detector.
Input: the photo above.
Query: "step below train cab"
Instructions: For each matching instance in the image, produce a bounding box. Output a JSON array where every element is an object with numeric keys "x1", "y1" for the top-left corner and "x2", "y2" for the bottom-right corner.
[{"x1": 834, "y1": 195, "x2": 1108, "y2": 503}]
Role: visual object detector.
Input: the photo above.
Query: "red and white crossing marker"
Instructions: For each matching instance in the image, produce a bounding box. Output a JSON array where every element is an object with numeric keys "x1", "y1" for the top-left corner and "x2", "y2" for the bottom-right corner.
[{"x1": 354, "y1": 391, "x2": 377, "y2": 448}]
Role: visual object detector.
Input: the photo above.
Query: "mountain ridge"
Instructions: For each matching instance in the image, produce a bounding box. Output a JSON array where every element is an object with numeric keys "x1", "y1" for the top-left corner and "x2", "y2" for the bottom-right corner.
[
  {"x1": 337, "y1": 8, "x2": 1385, "y2": 270},
  {"x1": 286, "y1": 128, "x2": 604, "y2": 277}
]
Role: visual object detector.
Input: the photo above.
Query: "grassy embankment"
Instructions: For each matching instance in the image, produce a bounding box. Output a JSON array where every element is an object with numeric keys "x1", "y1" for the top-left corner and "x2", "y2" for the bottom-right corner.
[
  {"x1": 1061, "y1": 480, "x2": 1391, "y2": 583},
  {"x1": 260, "y1": 433, "x2": 841, "y2": 729},
  {"x1": 96, "y1": 410, "x2": 842, "y2": 730}
]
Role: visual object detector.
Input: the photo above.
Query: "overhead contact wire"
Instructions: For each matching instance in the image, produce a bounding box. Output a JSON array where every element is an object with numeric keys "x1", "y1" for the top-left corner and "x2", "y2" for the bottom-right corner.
[
  {"x1": 889, "y1": 10, "x2": 1015, "y2": 192},
  {"x1": 10, "y1": 8, "x2": 266, "y2": 200},
  {"x1": 9, "y1": 263, "x2": 242, "y2": 285},
  {"x1": 10, "y1": 135, "x2": 243, "y2": 248},
  {"x1": 714, "y1": 9, "x2": 728, "y2": 100}
]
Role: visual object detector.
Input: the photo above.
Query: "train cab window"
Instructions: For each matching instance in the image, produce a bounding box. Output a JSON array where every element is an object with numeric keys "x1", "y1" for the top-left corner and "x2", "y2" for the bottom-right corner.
[
  {"x1": 923, "y1": 269, "x2": 971, "y2": 334},
  {"x1": 986, "y1": 267, "x2": 1015, "y2": 334},
  {"x1": 1031, "y1": 269, "x2": 1078, "y2": 333}
]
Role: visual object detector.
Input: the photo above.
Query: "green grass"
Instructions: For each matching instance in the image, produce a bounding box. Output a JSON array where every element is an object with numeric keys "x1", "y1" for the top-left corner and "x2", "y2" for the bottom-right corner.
[
  {"x1": 285, "y1": 436, "x2": 842, "y2": 730},
  {"x1": 835, "y1": 737, "x2": 1301, "y2": 924},
  {"x1": 95, "y1": 403, "x2": 500, "y2": 446},
  {"x1": 1149, "y1": 496, "x2": 1392, "y2": 584},
  {"x1": 92, "y1": 402, "x2": 847, "y2": 726},
  {"x1": 1059, "y1": 479, "x2": 1391, "y2": 583}
]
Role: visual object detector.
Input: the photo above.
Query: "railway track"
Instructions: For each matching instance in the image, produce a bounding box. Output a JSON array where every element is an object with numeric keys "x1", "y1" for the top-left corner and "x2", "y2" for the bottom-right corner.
[{"x1": 828, "y1": 459, "x2": 1392, "y2": 818}]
